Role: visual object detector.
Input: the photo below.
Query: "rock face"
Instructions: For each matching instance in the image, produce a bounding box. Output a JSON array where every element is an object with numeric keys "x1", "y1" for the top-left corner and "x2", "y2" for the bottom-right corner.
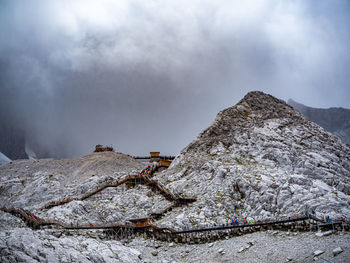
[
  {"x1": 0, "y1": 225, "x2": 142, "y2": 263},
  {"x1": 153, "y1": 91, "x2": 350, "y2": 227},
  {"x1": 288, "y1": 99, "x2": 350, "y2": 146},
  {"x1": 0, "y1": 152, "x2": 145, "y2": 210}
]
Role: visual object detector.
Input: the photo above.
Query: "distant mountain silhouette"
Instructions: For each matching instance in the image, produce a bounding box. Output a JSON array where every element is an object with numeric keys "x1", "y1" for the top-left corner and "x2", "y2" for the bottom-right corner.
[
  {"x1": 0, "y1": 111, "x2": 27, "y2": 160},
  {"x1": 288, "y1": 99, "x2": 350, "y2": 145}
]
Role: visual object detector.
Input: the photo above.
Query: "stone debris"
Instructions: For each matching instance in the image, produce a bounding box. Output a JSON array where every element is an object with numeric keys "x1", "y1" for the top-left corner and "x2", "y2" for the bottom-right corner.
[
  {"x1": 247, "y1": 241, "x2": 255, "y2": 247},
  {"x1": 315, "y1": 231, "x2": 333, "y2": 237},
  {"x1": 217, "y1": 248, "x2": 225, "y2": 254},
  {"x1": 238, "y1": 247, "x2": 246, "y2": 253},
  {"x1": 332, "y1": 247, "x2": 343, "y2": 256},
  {"x1": 313, "y1": 250, "x2": 325, "y2": 256},
  {"x1": 151, "y1": 251, "x2": 158, "y2": 256},
  {"x1": 322, "y1": 230, "x2": 333, "y2": 237}
]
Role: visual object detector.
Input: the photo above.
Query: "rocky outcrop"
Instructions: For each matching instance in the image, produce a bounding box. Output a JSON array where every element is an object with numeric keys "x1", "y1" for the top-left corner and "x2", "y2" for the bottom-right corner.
[
  {"x1": 153, "y1": 91, "x2": 350, "y2": 228},
  {"x1": 288, "y1": 99, "x2": 350, "y2": 145},
  {"x1": 0, "y1": 220, "x2": 142, "y2": 263}
]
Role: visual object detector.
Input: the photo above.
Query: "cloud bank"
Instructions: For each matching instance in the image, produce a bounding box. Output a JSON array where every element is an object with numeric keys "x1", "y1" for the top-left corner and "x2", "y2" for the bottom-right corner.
[{"x1": 1, "y1": 0, "x2": 350, "y2": 157}]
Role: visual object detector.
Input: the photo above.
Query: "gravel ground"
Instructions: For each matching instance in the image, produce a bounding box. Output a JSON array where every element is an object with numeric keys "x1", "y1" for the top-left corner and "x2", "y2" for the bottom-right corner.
[{"x1": 128, "y1": 230, "x2": 350, "y2": 263}]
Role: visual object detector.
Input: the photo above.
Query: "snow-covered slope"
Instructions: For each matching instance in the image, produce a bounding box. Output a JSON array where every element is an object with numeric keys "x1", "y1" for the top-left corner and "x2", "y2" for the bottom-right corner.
[
  {"x1": 153, "y1": 91, "x2": 350, "y2": 227},
  {"x1": 0, "y1": 152, "x2": 11, "y2": 165}
]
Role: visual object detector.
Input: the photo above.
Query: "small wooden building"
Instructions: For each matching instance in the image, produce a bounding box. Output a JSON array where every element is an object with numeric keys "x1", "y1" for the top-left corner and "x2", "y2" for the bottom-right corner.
[
  {"x1": 150, "y1": 152, "x2": 160, "y2": 157},
  {"x1": 94, "y1": 145, "x2": 114, "y2": 152}
]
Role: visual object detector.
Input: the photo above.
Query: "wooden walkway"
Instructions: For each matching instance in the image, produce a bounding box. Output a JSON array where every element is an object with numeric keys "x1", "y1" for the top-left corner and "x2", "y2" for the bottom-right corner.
[
  {"x1": 1, "y1": 206, "x2": 348, "y2": 243},
  {"x1": 133, "y1": 156, "x2": 175, "y2": 160},
  {"x1": 41, "y1": 162, "x2": 196, "y2": 210}
]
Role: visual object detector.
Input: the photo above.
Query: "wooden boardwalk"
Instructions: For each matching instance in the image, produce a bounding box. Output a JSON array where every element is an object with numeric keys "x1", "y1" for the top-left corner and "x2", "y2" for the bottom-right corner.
[
  {"x1": 41, "y1": 162, "x2": 196, "y2": 210},
  {"x1": 1, "y1": 206, "x2": 348, "y2": 243},
  {"x1": 133, "y1": 156, "x2": 175, "y2": 160}
]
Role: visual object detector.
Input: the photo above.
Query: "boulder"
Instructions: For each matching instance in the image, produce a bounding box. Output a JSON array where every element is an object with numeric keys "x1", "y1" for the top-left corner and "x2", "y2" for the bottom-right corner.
[
  {"x1": 332, "y1": 247, "x2": 343, "y2": 256},
  {"x1": 313, "y1": 250, "x2": 325, "y2": 256}
]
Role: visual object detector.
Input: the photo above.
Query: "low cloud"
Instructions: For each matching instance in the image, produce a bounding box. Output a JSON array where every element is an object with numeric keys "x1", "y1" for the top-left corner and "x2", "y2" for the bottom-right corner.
[{"x1": 1, "y1": 0, "x2": 349, "y2": 157}]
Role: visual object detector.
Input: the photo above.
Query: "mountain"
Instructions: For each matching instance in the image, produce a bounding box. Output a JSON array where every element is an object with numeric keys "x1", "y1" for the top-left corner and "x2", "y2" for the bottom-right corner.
[
  {"x1": 0, "y1": 118, "x2": 27, "y2": 160},
  {"x1": 0, "y1": 91, "x2": 349, "y2": 262},
  {"x1": 153, "y1": 91, "x2": 350, "y2": 228},
  {"x1": 288, "y1": 99, "x2": 350, "y2": 146}
]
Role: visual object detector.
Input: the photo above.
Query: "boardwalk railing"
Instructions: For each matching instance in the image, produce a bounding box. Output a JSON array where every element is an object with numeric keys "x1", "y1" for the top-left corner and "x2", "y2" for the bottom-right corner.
[
  {"x1": 1, "y1": 206, "x2": 348, "y2": 243},
  {"x1": 133, "y1": 156, "x2": 175, "y2": 160}
]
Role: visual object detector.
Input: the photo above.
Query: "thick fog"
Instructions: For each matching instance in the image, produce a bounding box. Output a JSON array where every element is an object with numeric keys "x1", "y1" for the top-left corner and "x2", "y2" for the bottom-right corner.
[{"x1": 1, "y1": 0, "x2": 350, "y2": 158}]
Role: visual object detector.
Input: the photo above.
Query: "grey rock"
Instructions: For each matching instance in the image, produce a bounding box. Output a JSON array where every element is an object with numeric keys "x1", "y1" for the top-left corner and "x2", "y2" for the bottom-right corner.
[
  {"x1": 332, "y1": 247, "x2": 343, "y2": 256},
  {"x1": 88, "y1": 254, "x2": 105, "y2": 263},
  {"x1": 247, "y1": 241, "x2": 255, "y2": 247},
  {"x1": 313, "y1": 250, "x2": 325, "y2": 256},
  {"x1": 322, "y1": 230, "x2": 333, "y2": 236},
  {"x1": 238, "y1": 247, "x2": 245, "y2": 253},
  {"x1": 0, "y1": 248, "x2": 11, "y2": 256},
  {"x1": 154, "y1": 244, "x2": 161, "y2": 249},
  {"x1": 3, "y1": 255, "x2": 17, "y2": 263},
  {"x1": 13, "y1": 251, "x2": 34, "y2": 262}
]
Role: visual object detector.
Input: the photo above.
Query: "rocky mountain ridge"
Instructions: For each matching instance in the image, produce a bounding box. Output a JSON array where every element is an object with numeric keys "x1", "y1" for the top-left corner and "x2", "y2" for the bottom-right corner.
[
  {"x1": 153, "y1": 91, "x2": 350, "y2": 228},
  {"x1": 288, "y1": 98, "x2": 350, "y2": 146},
  {"x1": 0, "y1": 115, "x2": 27, "y2": 160}
]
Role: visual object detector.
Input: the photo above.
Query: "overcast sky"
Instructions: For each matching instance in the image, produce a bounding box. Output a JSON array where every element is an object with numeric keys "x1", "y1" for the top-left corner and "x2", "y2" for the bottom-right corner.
[{"x1": 1, "y1": 0, "x2": 350, "y2": 158}]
